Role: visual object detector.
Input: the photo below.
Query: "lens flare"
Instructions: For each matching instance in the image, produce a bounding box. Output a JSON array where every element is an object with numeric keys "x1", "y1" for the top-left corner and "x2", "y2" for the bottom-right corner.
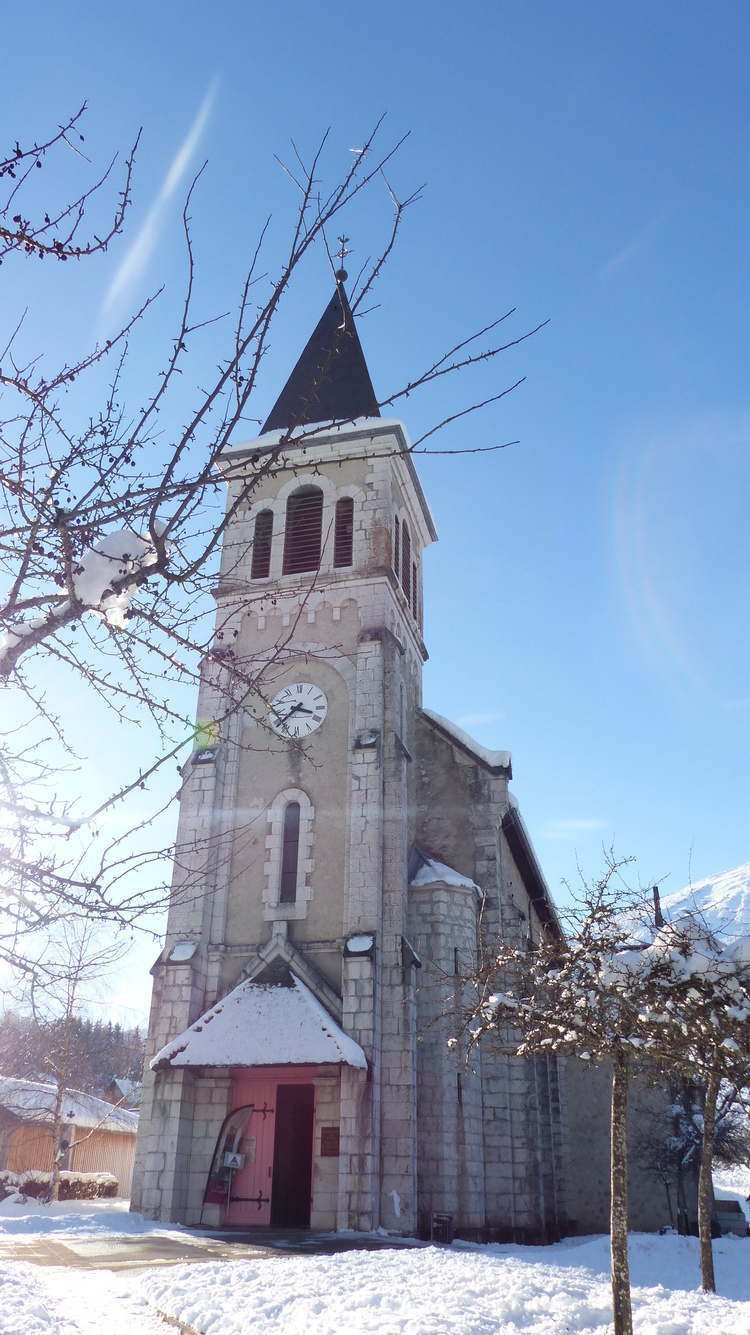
[{"x1": 612, "y1": 414, "x2": 750, "y2": 711}]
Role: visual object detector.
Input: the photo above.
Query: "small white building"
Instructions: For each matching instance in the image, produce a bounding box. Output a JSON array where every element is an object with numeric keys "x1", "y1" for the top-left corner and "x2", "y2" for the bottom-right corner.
[{"x1": 0, "y1": 1075, "x2": 138, "y2": 1195}]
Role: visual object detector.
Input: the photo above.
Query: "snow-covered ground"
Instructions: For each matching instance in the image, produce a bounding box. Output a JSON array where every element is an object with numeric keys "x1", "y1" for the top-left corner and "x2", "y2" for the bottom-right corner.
[
  {"x1": 0, "y1": 1204, "x2": 750, "y2": 1335},
  {"x1": 0, "y1": 1260, "x2": 167, "y2": 1335},
  {"x1": 138, "y1": 1235, "x2": 750, "y2": 1335},
  {"x1": 0, "y1": 1201, "x2": 188, "y2": 1334}
]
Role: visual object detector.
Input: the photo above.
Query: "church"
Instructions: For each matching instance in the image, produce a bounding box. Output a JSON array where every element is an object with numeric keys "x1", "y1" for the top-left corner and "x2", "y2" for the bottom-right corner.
[{"x1": 131, "y1": 278, "x2": 668, "y2": 1240}]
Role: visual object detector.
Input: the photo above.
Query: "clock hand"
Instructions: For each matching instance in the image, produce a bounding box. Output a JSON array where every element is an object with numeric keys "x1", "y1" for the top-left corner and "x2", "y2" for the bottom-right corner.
[{"x1": 282, "y1": 703, "x2": 313, "y2": 718}]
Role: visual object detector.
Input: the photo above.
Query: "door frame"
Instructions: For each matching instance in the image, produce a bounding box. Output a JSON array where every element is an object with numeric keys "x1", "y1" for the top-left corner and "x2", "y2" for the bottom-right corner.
[{"x1": 229, "y1": 1066, "x2": 318, "y2": 1227}]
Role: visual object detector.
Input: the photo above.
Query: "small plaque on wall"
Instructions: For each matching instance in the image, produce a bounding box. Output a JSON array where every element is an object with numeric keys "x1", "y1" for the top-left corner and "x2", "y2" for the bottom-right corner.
[{"x1": 320, "y1": 1126, "x2": 340, "y2": 1157}]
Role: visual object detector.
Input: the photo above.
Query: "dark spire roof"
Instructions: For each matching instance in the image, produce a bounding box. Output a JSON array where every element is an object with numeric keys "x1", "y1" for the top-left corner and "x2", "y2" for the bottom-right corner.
[{"x1": 261, "y1": 279, "x2": 380, "y2": 433}]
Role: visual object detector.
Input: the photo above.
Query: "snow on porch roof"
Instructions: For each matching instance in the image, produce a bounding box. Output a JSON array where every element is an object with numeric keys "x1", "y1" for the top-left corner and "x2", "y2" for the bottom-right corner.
[{"x1": 151, "y1": 972, "x2": 367, "y2": 1072}]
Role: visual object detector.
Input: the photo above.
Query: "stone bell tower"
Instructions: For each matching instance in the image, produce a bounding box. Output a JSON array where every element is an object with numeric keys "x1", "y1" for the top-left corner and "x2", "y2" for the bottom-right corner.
[{"x1": 132, "y1": 275, "x2": 438, "y2": 1232}]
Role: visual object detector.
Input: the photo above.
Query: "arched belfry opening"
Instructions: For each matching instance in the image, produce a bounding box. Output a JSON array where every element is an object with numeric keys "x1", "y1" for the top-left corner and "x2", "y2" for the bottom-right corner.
[
  {"x1": 333, "y1": 496, "x2": 354, "y2": 568},
  {"x1": 250, "y1": 509, "x2": 273, "y2": 579},
  {"x1": 283, "y1": 486, "x2": 323, "y2": 574}
]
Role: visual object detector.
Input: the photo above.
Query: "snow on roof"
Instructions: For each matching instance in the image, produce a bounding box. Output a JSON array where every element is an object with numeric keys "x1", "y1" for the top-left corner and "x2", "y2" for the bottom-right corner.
[
  {"x1": 409, "y1": 851, "x2": 480, "y2": 895},
  {"x1": 152, "y1": 974, "x2": 367, "y2": 1071},
  {"x1": 660, "y1": 862, "x2": 750, "y2": 942},
  {"x1": 421, "y1": 710, "x2": 511, "y2": 773},
  {"x1": 167, "y1": 940, "x2": 197, "y2": 962},
  {"x1": 0, "y1": 1077, "x2": 138, "y2": 1133},
  {"x1": 226, "y1": 418, "x2": 405, "y2": 452},
  {"x1": 346, "y1": 934, "x2": 374, "y2": 954},
  {"x1": 106, "y1": 1077, "x2": 141, "y2": 1108}
]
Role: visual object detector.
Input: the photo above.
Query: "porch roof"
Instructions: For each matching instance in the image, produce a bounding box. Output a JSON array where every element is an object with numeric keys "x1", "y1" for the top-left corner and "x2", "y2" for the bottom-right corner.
[{"x1": 151, "y1": 973, "x2": 367, "y2": 1071}]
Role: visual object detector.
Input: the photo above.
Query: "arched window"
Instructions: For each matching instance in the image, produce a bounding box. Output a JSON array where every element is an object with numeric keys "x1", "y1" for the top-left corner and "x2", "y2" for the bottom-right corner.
[
  {"x1": 250, "y1": 509, "x2": 273, "y2": 579},
  {"x1": 282, "y1": 487, "x2": 323, "y2": 575},
  {"x1": 412, "y1": 561, "x2": 418, "y2": 620},
  {"x1": 333, "y1": 497, "x2": 354, "y2": 568},
  {"x1": 263, "y1": 787, "x2": 315, "y2": 921},
  {"x1": 279, "y1": 801, "x2": 301, "y2": 903},
  {"x1": 401, "y1": 521, "x2": 411, "y2": 607},
  {"x1": 393, "y1": 516, "x2": 400, "y2": 576}
]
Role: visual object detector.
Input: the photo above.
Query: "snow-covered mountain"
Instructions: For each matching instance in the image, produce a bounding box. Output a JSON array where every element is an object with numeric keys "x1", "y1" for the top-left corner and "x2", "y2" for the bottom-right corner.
[{"x1": 660, "y1": 862, "x2": 750, "y2": 942}]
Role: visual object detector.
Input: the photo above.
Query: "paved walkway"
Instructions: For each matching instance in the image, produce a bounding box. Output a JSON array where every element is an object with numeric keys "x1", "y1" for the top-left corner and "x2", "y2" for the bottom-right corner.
[{"x1": 0, "y1": 1227, "x2": 425, "y2": 1271}]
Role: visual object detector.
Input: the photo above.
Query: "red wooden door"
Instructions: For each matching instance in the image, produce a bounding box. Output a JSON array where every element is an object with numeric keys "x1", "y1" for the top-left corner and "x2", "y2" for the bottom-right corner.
[{"x1": 226, "y1": 1076, "x2": 277, "y2": 1225}]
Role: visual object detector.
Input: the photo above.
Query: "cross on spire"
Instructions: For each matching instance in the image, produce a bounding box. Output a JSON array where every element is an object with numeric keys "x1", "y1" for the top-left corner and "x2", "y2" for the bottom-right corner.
[{"x1": 335, "y1": 235, "x2": 350, "y2": 283}]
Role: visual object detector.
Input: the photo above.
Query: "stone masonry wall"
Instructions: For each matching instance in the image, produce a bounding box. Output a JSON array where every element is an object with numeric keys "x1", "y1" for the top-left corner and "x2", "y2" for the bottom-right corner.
[
  {"x1": 563, "y1": 1057, "x2": 684, "y2": 1234},
  {"x1": 412, "y1": 716, "x2": 568, "y2": 1241},
  {"x1": 311, "y1": 1074, "x2": 341, "y2": 1231},
  {"x1": 183, "y1": 1073, "x2": 233, "y2": 1227},
  {"x1": 409, "y1": 880, "x2": 485, "y2": 1237}
]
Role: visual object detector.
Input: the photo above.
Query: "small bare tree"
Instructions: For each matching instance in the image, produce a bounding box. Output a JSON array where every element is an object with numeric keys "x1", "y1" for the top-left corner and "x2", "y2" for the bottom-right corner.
[{"x1": 26, "y1": 921, "x2": 128, "y2": 1201}]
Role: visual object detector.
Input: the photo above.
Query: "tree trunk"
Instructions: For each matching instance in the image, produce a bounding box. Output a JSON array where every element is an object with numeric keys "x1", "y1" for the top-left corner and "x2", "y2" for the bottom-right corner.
[
  {"x1": 674, "y1": 1094, "x2": 689, "y2": 1234},
  {"x1": 698, "y1": 1062, "x2": 720, "y2": 1294},
  {"x1": 610, "y1": 1044, "x2": 633, "y2": 1335},
  {"x1": 50, "y1": 1011, "x2": 75, "y2": 1203},
  {"x1": 676, "y1": 1167, "x2": 688, "y2": 1236},
  {"x1": 662, "y1": 1175, "x2": 675, "y2": 1232},
  {"x1": 50, "y1": 1077, "x2": 64, "y2": 1203}
]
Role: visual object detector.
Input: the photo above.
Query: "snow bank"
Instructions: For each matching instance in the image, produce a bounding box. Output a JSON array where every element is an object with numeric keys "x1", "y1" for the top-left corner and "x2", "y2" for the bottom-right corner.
[
  {"x1": 714, "y1": 1164, "x2": 750, "y2": 1198},
  {"x1": 0, "y1": 1261, "x2": 170, "y2": 1335},
  {"x1": 142, "y1": 1233, "x2": 750, "y2": 1335},
  {"x1": 0, "y1": 1198, "x2": 182, "y2": 1237},
  {"x1": 0, "y1": 1169, "x2": 119, "y2": 1204},
  {"x1": 0, "y1": 1261, "x2": 64, "y2": 1335}
]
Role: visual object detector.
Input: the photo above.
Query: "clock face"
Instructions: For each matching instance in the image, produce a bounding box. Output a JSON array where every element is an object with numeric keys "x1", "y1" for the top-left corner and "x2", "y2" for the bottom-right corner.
[{"x1": 269, "y1": 682, "x2": 328, "y2": 738}]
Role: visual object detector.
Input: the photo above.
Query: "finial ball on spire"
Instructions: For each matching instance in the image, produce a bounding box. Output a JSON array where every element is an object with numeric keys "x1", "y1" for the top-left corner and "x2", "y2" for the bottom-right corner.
[{"x1": 335, "y1": 236, "x2": 350, "y2": 285}]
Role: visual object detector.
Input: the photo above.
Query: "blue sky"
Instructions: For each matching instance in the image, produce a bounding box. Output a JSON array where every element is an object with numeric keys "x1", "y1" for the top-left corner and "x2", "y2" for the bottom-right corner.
[{"x1": 3, "y1": 2, "x2": 750, "y2": 1013}]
